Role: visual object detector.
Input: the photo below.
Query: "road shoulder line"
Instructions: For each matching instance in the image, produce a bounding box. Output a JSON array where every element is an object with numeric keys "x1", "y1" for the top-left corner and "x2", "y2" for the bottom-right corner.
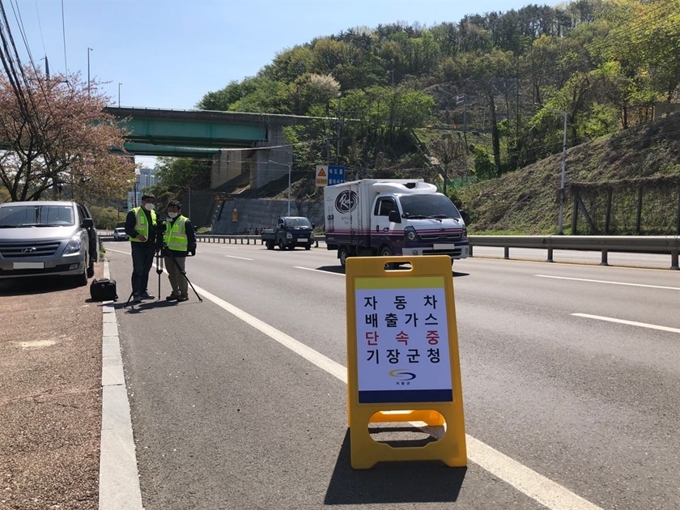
[{"x1": 99, "y1": 259, "x2": 143, "y2": 510}]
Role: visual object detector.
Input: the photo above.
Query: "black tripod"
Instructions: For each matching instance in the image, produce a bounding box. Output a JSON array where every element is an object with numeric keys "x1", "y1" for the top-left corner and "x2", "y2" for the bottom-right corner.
[
  {"x1": 153, "y1": 243, "x2": 202, "y2": 303},
  {"x1": 124, "y1": 242, "x2": 202, "y2": 307}
]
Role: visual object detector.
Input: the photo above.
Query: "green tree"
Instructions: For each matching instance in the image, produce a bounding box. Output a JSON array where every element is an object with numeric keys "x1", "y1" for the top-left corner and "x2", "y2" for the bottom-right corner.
[{"x1": 147, "y1": 158, "x2": 211, "y2": 203}]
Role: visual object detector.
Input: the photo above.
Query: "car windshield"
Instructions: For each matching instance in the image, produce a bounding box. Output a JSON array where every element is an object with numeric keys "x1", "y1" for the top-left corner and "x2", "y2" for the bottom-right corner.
[
  {"x1": 0, "y1": 205, "x2": 75, "y2": 227},
  {"x1": 398, "y1": 195, "x2": 462, "y2": 219},
  {"x1": 285, "y1": 218, "x2": 312, "y2": 228},
  {"x1": 115, "y1": 228, "x2": 125, "y2": 233}
]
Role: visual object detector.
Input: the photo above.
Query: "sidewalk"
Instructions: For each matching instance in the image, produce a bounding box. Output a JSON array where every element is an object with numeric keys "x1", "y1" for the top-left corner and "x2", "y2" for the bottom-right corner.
[{"x1": 0, "y1": 264, "x2": 105, "y2": 510}]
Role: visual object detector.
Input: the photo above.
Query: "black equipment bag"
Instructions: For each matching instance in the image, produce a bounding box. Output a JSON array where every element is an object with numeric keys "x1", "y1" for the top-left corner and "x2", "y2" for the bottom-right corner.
[{"x1": 90, "y1": 278, "x2": 118, "y2": 301}]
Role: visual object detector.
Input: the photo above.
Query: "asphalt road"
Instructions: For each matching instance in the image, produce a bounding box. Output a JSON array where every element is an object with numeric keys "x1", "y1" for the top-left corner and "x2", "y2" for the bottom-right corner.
[{"x1": 104, "y1": 241, "x2": 680, "y2": 510}]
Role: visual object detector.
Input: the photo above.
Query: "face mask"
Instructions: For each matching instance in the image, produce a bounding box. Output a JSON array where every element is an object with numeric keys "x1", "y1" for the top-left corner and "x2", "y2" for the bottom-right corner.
[
  {"x1": 144, "y1": 203, "x2": 155, "y2": 211},
  {"x1": 167, "y1": 212, "x2": 178, "y2": 219}
]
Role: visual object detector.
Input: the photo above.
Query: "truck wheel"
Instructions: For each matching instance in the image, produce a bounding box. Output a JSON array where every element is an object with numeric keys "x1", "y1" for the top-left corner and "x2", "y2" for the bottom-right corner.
[
  {"x1": 305, "y1": 243, "x2": 311, "y2": 250},
  {"x1": 287, "y1": 245, "x2": 295, "y2": 250},
  {"x1": 266, "y1": 241, "x2": 274, "y2": 250},
  {"x1": 278, "y1": 240, "x2": 285, "y2": 250},
  {"x1": 379, "y1": 246, "x2": 396, "y2": 269},
  {"x1": 379, "y1": 246, "x2": 394, "y2": 257},
  {"x1": 338, "y1": 246, "x2": 350, "y2": 267}
]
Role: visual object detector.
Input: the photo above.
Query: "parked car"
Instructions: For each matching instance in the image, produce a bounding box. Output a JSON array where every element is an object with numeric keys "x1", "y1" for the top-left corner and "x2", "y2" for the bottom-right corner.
[
  {"x1": 113, "y1": 227, "x2": 128, "y2": 241},
  {"x1": 0, "y1": 201, "x2": 98, "y2": 286}
]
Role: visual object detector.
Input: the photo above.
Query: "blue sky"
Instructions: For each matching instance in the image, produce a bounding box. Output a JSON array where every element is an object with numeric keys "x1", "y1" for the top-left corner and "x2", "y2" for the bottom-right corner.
[{"x1": 14, "y1": 0, "x2": 560, "y2": 166}]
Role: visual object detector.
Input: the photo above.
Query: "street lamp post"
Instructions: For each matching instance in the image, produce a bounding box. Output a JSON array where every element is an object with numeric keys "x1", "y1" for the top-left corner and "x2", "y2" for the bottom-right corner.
[
  {"x1": 267, "y1": 160, "x2": 292, "y2": 215},
  {"x1": 547, "y1": 108, "x2": 568, "y2": 235},
  {"x1": 118, "y1": 82, "x2": 122, "y2": 107},
  {"x1": 87, "y1": 47, "x2": 93, "y2": 96}
]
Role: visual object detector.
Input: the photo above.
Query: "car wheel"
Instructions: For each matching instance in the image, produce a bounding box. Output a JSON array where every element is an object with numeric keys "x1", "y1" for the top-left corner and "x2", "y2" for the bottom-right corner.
[
  {"x1": 287, "y1": 245, "x2": 295, "y2": 250},
  {"x1": 86, "y1": 254, "x2": 95, "y2": 278},
  {"x1": 305, "y1": 243, "x2": 311, "y2": 250},
  {"x1": 73, "y1": 265, "x2": 88, "y2": 287},
  {"x1": 278, "y1": 239, "x2": 285, "y2": 250},
  {"x1": 266, "y1": 241, "x2": 274, "y2": 250}
]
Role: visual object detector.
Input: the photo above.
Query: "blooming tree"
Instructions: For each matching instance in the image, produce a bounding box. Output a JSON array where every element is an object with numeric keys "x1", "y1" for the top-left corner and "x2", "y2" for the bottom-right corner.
[{"x1": 0, "y1": 67, "x2": 134, "y2": 203}]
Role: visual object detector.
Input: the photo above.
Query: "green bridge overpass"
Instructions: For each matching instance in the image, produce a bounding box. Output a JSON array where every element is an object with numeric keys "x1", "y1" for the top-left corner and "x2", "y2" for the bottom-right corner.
[{"x1": 104, "y1": 107, "x2": 327, "y2": 189}]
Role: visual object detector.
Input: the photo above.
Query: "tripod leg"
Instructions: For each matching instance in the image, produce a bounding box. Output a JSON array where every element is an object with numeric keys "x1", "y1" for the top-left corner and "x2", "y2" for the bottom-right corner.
[
  {"x1": 156, "y1": 250, "x2": 164, "y2": 300},
  {"x1": 166, "y1": 250, "x2": 202, "y2": 302}
]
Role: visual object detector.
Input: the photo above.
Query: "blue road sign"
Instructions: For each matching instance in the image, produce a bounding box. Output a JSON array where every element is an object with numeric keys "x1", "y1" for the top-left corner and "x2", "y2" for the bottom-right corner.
[{"x1": 328, "y1": 165, "x2": 346, "y2": 185}]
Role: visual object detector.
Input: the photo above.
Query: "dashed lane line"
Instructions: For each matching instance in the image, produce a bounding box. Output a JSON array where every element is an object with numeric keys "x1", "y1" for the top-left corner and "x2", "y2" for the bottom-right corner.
[
  {"x1": 536, "y1": 274, "x2": 680, "y2": 291},
  {"x1": 573, "y1": 313, "x2": 680, "y2": 334}
]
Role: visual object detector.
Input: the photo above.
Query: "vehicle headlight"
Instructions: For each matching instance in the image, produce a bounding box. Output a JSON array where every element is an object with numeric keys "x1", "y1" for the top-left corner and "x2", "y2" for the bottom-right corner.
[
  {"x1": 64, "y1": 234, "x2": 82, "y2": 254},
  {"x1": 404, "y1": 226, "x2": 418, "y2": 242},
  {"x1": 286, "y1": 232, "x2": 293, "y2": 239},
  {"x1": 462, "y1": 226, "x2": 468, "y2": 239}
]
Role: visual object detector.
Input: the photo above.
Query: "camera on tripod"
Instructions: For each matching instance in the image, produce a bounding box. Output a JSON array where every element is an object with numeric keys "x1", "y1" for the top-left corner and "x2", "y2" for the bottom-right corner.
[{"x1": 154, "y1": 219, "x2": 167, "y2": 249}]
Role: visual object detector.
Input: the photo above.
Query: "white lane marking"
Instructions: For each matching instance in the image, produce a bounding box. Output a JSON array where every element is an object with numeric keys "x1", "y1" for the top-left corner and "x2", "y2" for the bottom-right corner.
[
  {"x1": 294, "y1": 266, "x2": 344, "y2": 276},
  {"x1": 106, "y1": 247, "x2": 131, "y2": 255},
  {"x1": 536, "y1": 274, "x2": 680, "y2": 291},
  {"x1": 226, "y1": 255, "x2": 254, "y2": 261},
  {"x1": 573, "y1": 313, "x2": 680, "y2": 334},
  {"x1": 190, "y1": 282, "x2": 601, "y2": 510},
  {"x1": 195, "y1": 286, "x2": 347, "y2": 382}
]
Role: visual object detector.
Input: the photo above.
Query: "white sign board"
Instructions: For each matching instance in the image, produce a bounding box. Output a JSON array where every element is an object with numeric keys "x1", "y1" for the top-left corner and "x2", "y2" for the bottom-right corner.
[{"x1": 354, "y1": 280, "x2": 452, "y2": 403}]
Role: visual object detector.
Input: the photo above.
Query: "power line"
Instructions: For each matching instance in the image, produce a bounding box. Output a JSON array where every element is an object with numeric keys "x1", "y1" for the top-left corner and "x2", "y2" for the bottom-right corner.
[{"x1": 33, "y1": 0, "x2": 46, "y2": 56}]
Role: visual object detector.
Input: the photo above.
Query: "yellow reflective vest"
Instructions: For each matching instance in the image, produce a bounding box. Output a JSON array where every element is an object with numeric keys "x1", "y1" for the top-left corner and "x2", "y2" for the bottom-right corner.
[
  {"x1": 164, "y1": 216, "x2": 188, "y2": 252},
  {"x1": 130, "y1": 207, "x2": 157, "y2": 242}
]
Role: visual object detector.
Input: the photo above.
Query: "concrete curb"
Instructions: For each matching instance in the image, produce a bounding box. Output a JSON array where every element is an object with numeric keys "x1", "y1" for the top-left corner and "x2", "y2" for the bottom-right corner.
[{"x1": 99, "y1": 259, "x2": 143, "y2": 509}]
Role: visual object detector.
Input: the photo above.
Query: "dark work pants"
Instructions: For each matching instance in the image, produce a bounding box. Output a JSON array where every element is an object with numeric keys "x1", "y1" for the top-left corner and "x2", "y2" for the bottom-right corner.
[{"x1": 130, "y1": 242, "x2": 155, "y2": 295}]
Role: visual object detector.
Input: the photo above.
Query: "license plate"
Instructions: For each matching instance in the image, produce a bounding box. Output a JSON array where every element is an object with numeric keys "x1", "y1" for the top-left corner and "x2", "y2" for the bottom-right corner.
[
  {"x1": 433, "y1": 244, "x2": 458, "y2": 250},
  {"x1": 299, "y1": 238, "x2": 308, "y2": 242},
  {"x1": 14, "y1": 262, "x2": 45, "y2": 269}
]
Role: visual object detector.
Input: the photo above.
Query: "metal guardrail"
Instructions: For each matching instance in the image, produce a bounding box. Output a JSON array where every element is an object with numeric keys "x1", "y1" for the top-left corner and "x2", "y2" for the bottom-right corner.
[
  {"x1": 468, "y1": 235, "x2": 680, "y2": 270},
  {"x1": 180, "y1": 234, "x2": 680, "y2": 270}
]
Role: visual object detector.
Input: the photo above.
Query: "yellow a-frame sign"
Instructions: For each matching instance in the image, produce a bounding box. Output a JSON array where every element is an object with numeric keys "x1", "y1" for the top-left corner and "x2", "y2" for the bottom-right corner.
[{"x1": 346, "y1": 256, "x2": 467, "y2": 469}]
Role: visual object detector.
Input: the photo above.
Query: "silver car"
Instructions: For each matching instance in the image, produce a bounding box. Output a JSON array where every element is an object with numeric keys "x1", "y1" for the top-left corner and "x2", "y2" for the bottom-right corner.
[
  {"x1": 113, "y1": 227, "x2": 128, "y2": 241},
  {"x1": 0, "y1": 201, "x2": 98, "y2": 286}
]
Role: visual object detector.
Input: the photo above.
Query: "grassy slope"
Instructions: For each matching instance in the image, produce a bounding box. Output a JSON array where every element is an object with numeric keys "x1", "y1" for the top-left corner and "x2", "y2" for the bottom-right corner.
[{"x1": 458, "y1": 113, "x2": 680, "y2": 234}]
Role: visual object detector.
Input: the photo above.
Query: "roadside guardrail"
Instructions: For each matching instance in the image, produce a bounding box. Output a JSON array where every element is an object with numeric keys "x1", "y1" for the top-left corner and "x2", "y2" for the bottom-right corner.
[{"x1": 101, "y1": 234, "x2": 678, "y2": 270}]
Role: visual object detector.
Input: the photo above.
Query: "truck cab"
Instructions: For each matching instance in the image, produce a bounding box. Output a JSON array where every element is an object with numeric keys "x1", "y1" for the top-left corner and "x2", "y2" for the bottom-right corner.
[{"x1": 262, "y1": 216, "x2": 315, "y2": 251}]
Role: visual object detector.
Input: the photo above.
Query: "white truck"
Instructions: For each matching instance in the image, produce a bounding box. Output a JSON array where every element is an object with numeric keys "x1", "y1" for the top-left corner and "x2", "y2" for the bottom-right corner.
[{"x1": 324, "y1": 179, "x2": 469, "y2": 267}]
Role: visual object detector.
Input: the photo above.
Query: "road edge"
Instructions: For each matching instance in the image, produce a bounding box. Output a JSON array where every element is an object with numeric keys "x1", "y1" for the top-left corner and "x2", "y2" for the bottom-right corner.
[{"x1": 99, "y1": 259, "x2": 143, "y2": 509}]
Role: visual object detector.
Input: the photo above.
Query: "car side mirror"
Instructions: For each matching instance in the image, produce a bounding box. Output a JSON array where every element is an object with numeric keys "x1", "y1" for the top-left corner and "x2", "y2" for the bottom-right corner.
[
  {"x1": 82, "y1": 218, "x2": 94, "y2": 228},
  {"x1": 388, "y1": 211, "x2": 401, "y2": 223},
  {"x1": 311, "y1": 223, "x2": 315, "y2": 229}
]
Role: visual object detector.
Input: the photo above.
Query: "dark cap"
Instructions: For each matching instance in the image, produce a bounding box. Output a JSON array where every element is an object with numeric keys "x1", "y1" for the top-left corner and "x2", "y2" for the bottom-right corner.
[
  {"x1": 141, "y1": 193, "x2": 156, "y2": 201},
  {"x1": 168, "y1": 200, "x2": 182, "y2": 209}
]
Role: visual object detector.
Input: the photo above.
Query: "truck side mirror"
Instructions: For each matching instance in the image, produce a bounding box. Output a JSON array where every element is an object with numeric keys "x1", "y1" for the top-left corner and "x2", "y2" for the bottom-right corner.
[
  {"x1": 311, "y1": 223, "x2": 315, "y2": 229},
  {"x1": 388, "y1": 211, "x2": 401, "y2": 223},
  {"x1": 82, "y1": 218, "x2": 94, "y2": 228}
]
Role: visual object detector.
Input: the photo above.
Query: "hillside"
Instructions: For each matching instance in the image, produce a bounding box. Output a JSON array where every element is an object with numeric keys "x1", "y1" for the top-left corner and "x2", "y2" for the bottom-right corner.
[
  {"x1": 215, "y1": 113, "x2": 680, "y2": 236},
  {"x1": 458, "y1": 113, "x2": 680, "y2": 234}
]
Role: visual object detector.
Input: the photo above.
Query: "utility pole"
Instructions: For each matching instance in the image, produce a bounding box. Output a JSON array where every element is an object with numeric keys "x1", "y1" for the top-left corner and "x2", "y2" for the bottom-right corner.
[
  {"x1": 118, "y1": 82, "x2": 122, "y2": 107},
  {"x1": 336, "y1": 95, "x2": 342, "y2": 165},
  {"x1": 87, "y1": 47, "x2": 93, "y2": 96},
  {"x1": 547, "y1": 108, "x2": 568, "y2": 234},
  {"x1": 41, "y1": 56, "x2": 50, "y2": 80}
]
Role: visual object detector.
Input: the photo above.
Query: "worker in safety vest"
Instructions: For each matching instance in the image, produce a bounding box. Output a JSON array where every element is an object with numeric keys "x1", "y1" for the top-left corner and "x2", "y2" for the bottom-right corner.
[
  {"x1": 124, "y1": 193, "x2": 158, "y2": 303},
  {"x1": 162, "y1": 200, "x2": 196, "y2": 302}
]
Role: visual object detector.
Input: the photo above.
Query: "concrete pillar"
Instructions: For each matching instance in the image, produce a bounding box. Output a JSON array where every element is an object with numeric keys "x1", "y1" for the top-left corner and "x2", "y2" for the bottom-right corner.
[
  {"x1": 211, "y1": 149, "x2": 242, "y2": 188},
  {"x1": 251, "y1": 124, "x2": 292, "y2": 189}
]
